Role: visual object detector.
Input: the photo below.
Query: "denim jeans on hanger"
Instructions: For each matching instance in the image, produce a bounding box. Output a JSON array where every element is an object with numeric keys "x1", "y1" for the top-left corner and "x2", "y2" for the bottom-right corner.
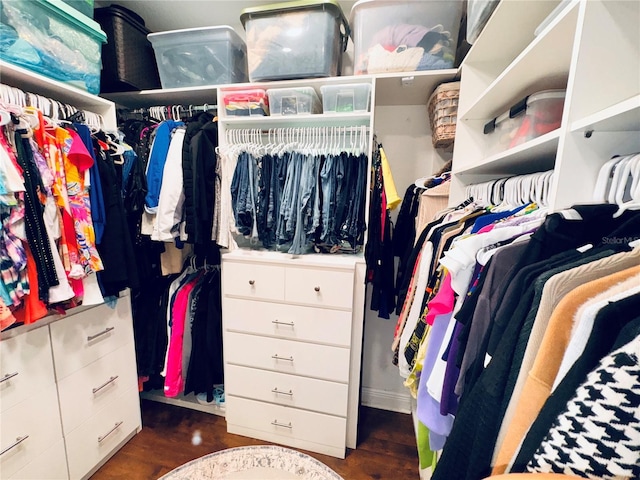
[
  {"x1": 290, "y1": 153, "x2": 320, "y2": 254},
  {"x1": 230, "y1": 151, "x2": 253, "y2": 236},
  {"x1": 277, "y1": 152, "x2": 302, "y2": 249},
  {"x1": 318, "y1": 153, "x2": 337, "y2": 244}
]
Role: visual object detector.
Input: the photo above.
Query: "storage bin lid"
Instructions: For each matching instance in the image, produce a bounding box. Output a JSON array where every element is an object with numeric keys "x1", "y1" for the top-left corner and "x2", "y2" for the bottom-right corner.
[
  {"x1": 484, "y1": 89, "x2": 566, "y2": 134},
  {"x1": 148, "y1": 25, "x2": 245, "y2": 49},
  {"x1": 32, "y1": 0, "x2": 107, "y2": 43},
  {"x1": 94, "y1": 4, "x2": 151, "y2": 35},
  {"x1": 240, "y1": 0, "x2": 349, "y2": 37}
]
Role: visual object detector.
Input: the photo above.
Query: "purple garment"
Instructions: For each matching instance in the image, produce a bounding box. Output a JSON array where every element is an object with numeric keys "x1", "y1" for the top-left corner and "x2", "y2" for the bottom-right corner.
[
  {"x1": 441, "y1": 320, "x2": 463, "y2": 416},
  {"x1": 371, "y1": 24, "x2": 430, "y2": 48},
  {"x1": 417, "y1": 311, "x2": 455, "y2": 450}
]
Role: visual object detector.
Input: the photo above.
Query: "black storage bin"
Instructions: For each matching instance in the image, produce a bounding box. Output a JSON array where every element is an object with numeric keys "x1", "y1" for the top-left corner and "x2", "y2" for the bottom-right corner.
[{"x1": 95, "y1": 5, "x2": 161, "y2": 92}]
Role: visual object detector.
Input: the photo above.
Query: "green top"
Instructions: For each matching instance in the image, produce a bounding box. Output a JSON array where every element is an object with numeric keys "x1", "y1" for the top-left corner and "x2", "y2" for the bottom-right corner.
[{"x1": 240, "y1": 0, "x2": 349, "y2": 37}]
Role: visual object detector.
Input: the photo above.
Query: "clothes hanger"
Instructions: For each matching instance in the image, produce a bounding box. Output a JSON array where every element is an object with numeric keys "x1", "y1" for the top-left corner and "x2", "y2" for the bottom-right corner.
[{"x1": 612, "y1": 153, "x2": 640, "y2": 217}]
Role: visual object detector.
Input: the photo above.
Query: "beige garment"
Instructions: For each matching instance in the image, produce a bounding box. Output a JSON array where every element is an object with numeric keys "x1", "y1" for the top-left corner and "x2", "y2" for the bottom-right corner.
[
  {"x1": 416, "y1": 181, "x2": 450, "y2": 236},
  {"x1": 161, "y1": 242, "x2": 193, "y2": 276},
  {"x1": 491, "y1": 251, "x2": 640, "y2": 475}
]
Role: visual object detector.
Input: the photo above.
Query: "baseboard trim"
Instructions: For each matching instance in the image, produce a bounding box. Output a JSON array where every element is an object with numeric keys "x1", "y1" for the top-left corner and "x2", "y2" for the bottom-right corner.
[{"x1": 361, "y1": 387, "x2": 411, "y2": 414}]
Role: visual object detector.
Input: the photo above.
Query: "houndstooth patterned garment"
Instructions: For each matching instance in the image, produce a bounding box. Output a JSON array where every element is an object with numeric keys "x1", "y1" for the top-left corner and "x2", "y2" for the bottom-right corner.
[{"x1": 526, "y1": 336, "x2": 640, "y2": 479}]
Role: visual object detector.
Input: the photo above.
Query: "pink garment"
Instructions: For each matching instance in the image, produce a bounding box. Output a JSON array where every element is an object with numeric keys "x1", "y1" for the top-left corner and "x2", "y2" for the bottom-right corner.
[
  {"x1": 371, "y1": 24, "x2": 430, "y2": 49},
  {"x1": 477, "y1": 224, "x2": 495, "y2": 234},
  {"x1": 425, "y1": 272, "x2": 456, "y2": 326},
  {"x1": 164, "y1": 274, "x2": 201, "y2": 397}
]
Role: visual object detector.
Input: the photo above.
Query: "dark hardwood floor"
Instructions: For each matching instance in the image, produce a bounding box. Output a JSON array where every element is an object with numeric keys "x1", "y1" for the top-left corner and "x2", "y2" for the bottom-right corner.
[{"x1": 91, "y1": 399, "x2": 419, "y2": 480}]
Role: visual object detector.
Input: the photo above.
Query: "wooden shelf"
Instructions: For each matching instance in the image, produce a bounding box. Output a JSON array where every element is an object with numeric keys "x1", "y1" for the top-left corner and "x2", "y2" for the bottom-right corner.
[
  {"x1": 141, "y1": 390, "x2": 226, "y2": 417},
  {"x1": 454, "y1": 129, "x2": 560, "y2": 179},
  {"x1": 459, "y1": 0, "x2": 578, "y2": 120},
  {"x1": 571, "y1": 95, "x2": 640, "y2": 133}
]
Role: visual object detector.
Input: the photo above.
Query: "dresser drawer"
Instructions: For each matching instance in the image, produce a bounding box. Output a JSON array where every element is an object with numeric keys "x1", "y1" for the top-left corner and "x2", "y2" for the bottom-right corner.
[
  {"x1": 8, "y1": 441, "x2": 67, "y2": 480},
  {"x1": 226, "y1": 396, "x2": 346, "y2": 450},
  {"x1": 50, "y1": 298, "x2": 133, "y2": 380},
  {"x1": 285, "y1": 266, "x2": 354, "y2": 309},
  {"x1": 223, "y1": 261, "x2": 285, "y2": 301},
  {"x1": 0, "y1": 384, "x2": 63, "y2": 478},
  {"x1": 57, "y1": 342, "x2": 139, "y2": 435},
  {"x1": 65, "y1": 387, "x2": 141, "y2": 480},
  {"x1": 224, "y1": 298, "x2": 352, "y2": 347},
  {"x1": 0, "y1": 326, "x2": 55, "y2": 413},
  {"x1": 225, "y1": 332, "x2": 350, "y2": 383},
  {"x1": 226, "y1": 365, "x2": 348, "y2": 417}
]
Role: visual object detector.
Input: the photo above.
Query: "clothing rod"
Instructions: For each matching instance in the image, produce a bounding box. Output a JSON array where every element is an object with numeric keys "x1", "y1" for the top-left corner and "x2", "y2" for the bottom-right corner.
[
  {"x1": 226, "y1": 126, "x2": 371, "y2": 134},
  {"x1": 122, "y1": 104, "x2": 218, "y2": 115}
]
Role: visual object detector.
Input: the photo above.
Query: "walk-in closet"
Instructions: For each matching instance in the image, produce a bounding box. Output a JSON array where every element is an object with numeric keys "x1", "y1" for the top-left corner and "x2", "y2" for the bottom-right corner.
[{"x1": 0, "y1": 0, "x2": 638, "y2": 479}]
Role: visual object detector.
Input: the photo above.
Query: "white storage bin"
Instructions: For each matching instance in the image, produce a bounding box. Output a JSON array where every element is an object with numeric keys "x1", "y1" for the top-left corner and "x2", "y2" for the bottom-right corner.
[
  {"x1": 320, "y1": 83, "x2": 371, "y2": 113},
  {"x1": 148, "y1": 26, "x2": 248, "y2": 88},
  {"x1": 240, "y1": 0, "x2": 349, "y2": 82},
  {"x1": 267, "y1": 87, "x2": 322, "y2": 115},
  {"x1": 350, "y1": 0, "x2": 463, "y2": 74},
  {"x1": 484, "y1": 90, "x2": 566, "y2": 156}
]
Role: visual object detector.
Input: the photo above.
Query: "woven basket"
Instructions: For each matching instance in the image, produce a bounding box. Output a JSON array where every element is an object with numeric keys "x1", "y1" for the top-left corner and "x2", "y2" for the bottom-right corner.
[{"x1": 428, "y1": 81, "x2": 460, "y2": 149}]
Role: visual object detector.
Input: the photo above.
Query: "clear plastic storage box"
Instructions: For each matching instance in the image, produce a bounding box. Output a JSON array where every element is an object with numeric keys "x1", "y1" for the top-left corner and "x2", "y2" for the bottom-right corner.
[
  {"x1": 240, "y1": 0, "x2": 349, "y2": 82},
  {"x1": 466, "y1": 0, "x2": 499, "y2": 44},
  {"x1": 60, "y1": 0, "x2": 94, "y2": 18},
  {"x1": 0, "y1": 0, "x2": 106, "y2": 93},
  {"x1": 350, "y1": 0, "x2": 464, "y2": 75},
  {"x1": 484, "y1": 90, "x2": 566, "y2": 156},
  {"x1": 223, "y1": 89, "x2": 270, "y2": 116},
  {"x1": 320, "y1": 83, "x2": 371, "y2": 113},
  {"x1": 267, "y1": 87, "x2": 321, "y2": 115},
  {"x1": 148, "y1": 26, "x2": 248, "y2": 88}
]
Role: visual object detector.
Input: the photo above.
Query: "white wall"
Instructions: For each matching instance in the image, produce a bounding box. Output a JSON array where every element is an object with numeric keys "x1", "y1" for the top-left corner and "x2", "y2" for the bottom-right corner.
[{"x1": 360, "y1": 105, "x2": 451, "y2": 413}]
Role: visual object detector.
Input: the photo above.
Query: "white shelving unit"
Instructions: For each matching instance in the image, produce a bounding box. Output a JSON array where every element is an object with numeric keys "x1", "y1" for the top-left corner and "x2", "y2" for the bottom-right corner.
[{"x1": 450, "y1": 0, "x2": 640, "y2": 211}]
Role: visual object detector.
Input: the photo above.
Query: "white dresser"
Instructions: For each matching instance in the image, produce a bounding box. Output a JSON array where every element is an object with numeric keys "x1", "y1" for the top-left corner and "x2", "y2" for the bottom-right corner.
[
  {"x1": 221, "y1": 250, "x2": 366, "y2": 459},
  {"x1": 0, "y1": 295, "x2": 141, "y2": 480}
]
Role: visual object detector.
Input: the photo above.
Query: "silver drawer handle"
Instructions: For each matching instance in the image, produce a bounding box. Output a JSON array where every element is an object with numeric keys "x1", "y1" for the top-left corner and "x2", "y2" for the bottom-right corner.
[
  {"x1": 87, "y1": 326, "x2": 115, "y2": 342},
  {"x1": 0, "y1": 435, "x2": 29, "y2": 456},
  {"x1": 248, "y1": 280, "x2": 255, "y2": 286},
  {"x1": 314, "y1": 286, "x2": 320, "y2": 292},
  {"x1": 271, "y1": 388, "x2": 293, "y2": 396},
  {"x1": 272, "y1": 320, "x2": 295, "y2": 327},
  {"x1": 92, "y1": 375, "x2": 119, "y2": 394},
  {"x1": 97, "y1": 421, "x2": 123, "y2": 443},
  {"x1": 271, "y1": 420, "x2": 292, "y2": 429},
  {"x1": 271, "y1": 354, "x2": 294, "y2": 362},
  {"x1": 0, "y1": 372, "x2": 18, "y2": 383}
]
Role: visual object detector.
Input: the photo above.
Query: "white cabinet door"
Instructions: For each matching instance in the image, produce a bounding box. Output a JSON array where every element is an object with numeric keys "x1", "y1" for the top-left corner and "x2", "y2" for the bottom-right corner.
[
  {"x1": 285, "y1": 266, "x2": 354, "y2": 309},
  {"x1": 0, "y1": 326, "x2": 55, "y2": 413},
  {"x1": 224, "y1": 298, "x2": 352, "y2": 347},
  {"x1": 225, "y1": 332, "x2": 350, "y2": 383},
  {"x1": 50, "y1": 299, "x2": 133, "y2": 380},
  {"x1": 57, "y1": 342, "x2": 139, "y2": 435},
  {"x1": 0, "y1": 384, "x2": 62, "y2": 478},
  {"x1": 225, "y1": 364, "x2": 348, "y2": 416}
]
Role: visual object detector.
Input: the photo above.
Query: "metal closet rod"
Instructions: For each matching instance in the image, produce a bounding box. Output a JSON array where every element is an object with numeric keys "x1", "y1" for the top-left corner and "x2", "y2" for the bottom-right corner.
[
  {"x1": 226, "y1": 126, "x2": 371, "y2": 134},
  {"x1": 122, "y1": 104, "x2": 218, "y2": 116}
]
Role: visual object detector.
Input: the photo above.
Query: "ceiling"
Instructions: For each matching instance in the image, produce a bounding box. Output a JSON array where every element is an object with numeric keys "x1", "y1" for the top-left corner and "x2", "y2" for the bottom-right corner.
[{"x1": 93, "y1": 0, "x2": 358, "y2": 39}]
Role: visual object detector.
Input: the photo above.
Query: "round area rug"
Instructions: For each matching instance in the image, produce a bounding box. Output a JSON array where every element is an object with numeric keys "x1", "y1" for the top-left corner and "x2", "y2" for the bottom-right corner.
[{"x1": 158, "y1": 445, "x2": 344, "y2": 480}]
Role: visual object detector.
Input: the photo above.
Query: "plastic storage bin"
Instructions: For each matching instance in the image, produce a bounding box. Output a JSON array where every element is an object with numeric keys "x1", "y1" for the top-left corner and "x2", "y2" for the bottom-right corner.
[
  {"x1": 466, "y1": 0, "x2": 499, "y2": 44},
  {"x1": 60, "y1": 0, "x2": 93, "y2": 18},
  {"x1": 148, "y1": 26, "x2": 248, "y2": 88},
  {"x1": 320, "y1": 83, "x2": 371, "y2": 113},
  {"x1": 240, "y1": 0, "x2": 349, "y2": 82},
  {"x1": 94, "y1": 5, "x2": 161, "y2": 92},
  {"x1": 267, "y1": 87, "x2": 321, "y2": 115},
  {"x1": 0, "y1": 0, "x2": 106, "y2": 94},
  {"x1": 484, "y1": 90, "x2": 566, "y2": 156},
  {"x1": 351, "y1": 0, "x2": 464, "y2": 74},
  {"x1": 223, "y1": 89, "x2": 270, "y2": 116}
]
